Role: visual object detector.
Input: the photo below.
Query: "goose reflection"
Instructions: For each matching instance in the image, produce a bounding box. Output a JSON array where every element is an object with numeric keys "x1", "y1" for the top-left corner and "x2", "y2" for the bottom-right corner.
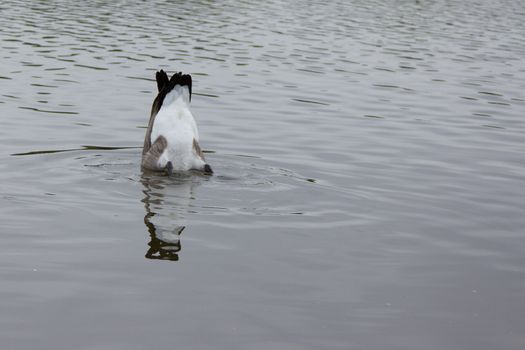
[{"x1": 141, "y1": 173, "x2": 198, "y2": 261}]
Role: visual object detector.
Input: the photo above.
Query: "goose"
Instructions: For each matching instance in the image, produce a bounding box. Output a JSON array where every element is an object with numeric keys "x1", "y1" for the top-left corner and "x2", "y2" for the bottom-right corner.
[{"x1": 142, "y1": 70, "x2": 212, "y2": 175}]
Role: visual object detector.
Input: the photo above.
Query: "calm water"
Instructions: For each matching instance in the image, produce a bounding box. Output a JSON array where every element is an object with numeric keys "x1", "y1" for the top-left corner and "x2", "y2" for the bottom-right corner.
[{"x1": 1, "y1": 0, "x2": 525, "y2": 349}]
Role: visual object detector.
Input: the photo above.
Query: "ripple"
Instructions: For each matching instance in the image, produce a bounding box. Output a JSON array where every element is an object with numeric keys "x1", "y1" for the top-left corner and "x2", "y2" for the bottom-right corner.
[
  {"x1": 11, "y1": 146, "x2": 140, "y2": 156},
  {"x1": 291, "y1": 98, "x2": 329, "y2": 105},
  {"x1": 18, "y1": 106, "x2": 78, "y2": 115},
  {"x1": 73, "y1": 64, "x2": 108, "y2": 70},
  {"x1": 479, "y1": 91, "x2": 503, "y2": 96}
]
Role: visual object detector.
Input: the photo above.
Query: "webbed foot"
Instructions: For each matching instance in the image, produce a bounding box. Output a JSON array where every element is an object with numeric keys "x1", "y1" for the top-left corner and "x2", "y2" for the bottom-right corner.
[
  {"x1": 165, "y1": 161, "x2": 173, "y2": 176},
  {"x1": 203, "y1": 164, "x2": 213, "y2": 175}
]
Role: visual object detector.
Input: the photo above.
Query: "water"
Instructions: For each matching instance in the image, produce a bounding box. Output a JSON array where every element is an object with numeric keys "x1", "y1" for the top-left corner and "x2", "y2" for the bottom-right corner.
[{"x1": 1, "y1": 0, "x2": 525, "y2": 348}]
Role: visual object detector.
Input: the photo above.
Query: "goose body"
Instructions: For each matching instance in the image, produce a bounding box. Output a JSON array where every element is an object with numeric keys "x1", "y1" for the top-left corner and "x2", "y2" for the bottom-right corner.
[{"x1": 142, "y1": 70, "x2": 212, "y2": 174}]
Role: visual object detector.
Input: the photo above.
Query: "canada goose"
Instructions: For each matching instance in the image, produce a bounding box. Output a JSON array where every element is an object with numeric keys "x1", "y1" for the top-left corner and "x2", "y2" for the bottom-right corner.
[{"x1": 142, "y1": 70, "x2": 212, "y2": 175}]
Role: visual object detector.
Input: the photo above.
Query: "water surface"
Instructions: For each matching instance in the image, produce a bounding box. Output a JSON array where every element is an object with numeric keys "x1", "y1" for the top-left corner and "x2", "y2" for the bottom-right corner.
[{"x1": 1, "y1": 0, "x2": 525, "y2": 349}]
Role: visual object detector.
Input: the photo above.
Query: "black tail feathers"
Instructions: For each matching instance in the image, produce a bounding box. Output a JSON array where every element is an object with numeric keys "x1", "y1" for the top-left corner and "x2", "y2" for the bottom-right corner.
[
  {"x1": 154, "y1": 70, "x2": 192, "y2": 101},
  {"x1": 169, "y1": 72, "x2": 192, "y2": 101},
  {"x1": 156, "y1": 70, "x2": 169, "y2": 92}
]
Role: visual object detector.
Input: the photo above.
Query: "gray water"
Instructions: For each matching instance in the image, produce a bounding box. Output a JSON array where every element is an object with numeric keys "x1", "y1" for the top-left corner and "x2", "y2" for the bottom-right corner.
[{"x1": 1, "y1": 0, "x2": 525, "y2": 349}]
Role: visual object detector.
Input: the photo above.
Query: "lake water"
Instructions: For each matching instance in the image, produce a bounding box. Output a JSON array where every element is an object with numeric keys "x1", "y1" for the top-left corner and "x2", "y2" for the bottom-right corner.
[{"x1": 1, "y1": 0, "x2": 525, "y2": 349}]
